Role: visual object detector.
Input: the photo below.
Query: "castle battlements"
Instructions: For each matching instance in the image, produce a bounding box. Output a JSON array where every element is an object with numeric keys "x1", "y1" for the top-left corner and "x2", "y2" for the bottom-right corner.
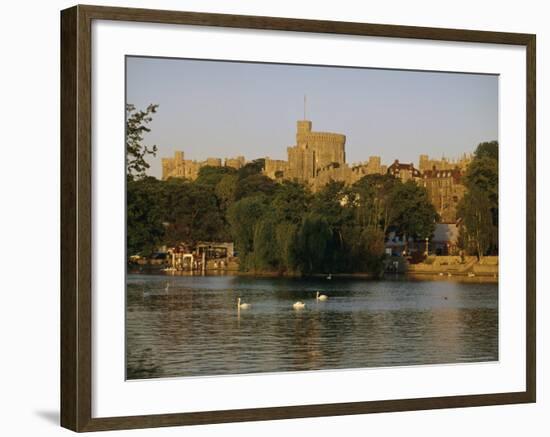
[{"x1": 160, "y1": 119, "x2": 473, "y2": 222}]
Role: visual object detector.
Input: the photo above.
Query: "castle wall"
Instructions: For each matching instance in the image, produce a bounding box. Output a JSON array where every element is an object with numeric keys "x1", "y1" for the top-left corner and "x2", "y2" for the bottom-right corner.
[
  {"x1": 264, "y1": 158, "x2": 289, "y2": 179},
  {"x1": 420, "y1": 170, "x2": 466, "y2": 223},
  {"x1": 160, "y1": 121, "x2": 471, "y2": 225},
  {"x1": 161, "y1": 151, "x2": 245, "y2": 181}
]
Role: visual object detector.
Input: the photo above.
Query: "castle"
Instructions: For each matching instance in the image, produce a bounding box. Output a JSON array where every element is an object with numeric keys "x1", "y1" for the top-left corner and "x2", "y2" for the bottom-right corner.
[
  {"x1": 264, "y1": 120, "x2": 386, "y2": 191},
  {"x1": 161, "y1": 151, "x2": 245, "y2": 180},
  {"x1": 160, "y1": 119, "x2": 473, "y2": 223}
]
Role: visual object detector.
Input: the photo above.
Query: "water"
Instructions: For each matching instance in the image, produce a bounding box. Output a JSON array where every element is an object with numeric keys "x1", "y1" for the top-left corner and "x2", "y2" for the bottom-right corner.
[{"x1": 126, "y1": 274, "x2": 498, "y2": 379}]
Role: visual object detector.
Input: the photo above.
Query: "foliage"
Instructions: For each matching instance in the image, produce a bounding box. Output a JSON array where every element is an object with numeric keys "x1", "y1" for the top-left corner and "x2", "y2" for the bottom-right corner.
[
  {"x1": 126, "y1": 104, "x2": 159, "y2": 178},
  {"x1": 237, "y1": 158, "x2": 265, "y2": 179},
  {"x1": 457, "y1": 187, "x2": 497, "y2": 257},
  {"x1": 388, "y1": 181, "x2": 438, "y2": 240},
  {"x1": 161, "y1": 179, "x2": 228, "y2": 246},
  {"x1": 234, "y1": 173, "x2": 278, "y2": 200},
  {"x1": 196, "y1": 165, "x2": 237, "y2": 186},
  {"x1": 457, "y1": 141, "x2": 499, "y2": 256},
  {"x1": 227, "y1": 195, "x2": 269, "y2": 267},
  {"x1": 295, "y1": 214, "x2": 332, "y2": 275},
  {"x1": 126, "y1": 177, "x2": 165, "y2": 256}
]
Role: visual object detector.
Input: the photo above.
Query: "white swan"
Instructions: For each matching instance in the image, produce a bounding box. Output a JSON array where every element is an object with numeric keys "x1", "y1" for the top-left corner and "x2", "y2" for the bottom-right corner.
[
  {"x1": 237, "y1": 297, "x2": 251, "y2": 310},
  {"x1": 316, "y1": 291, "x2": 328, "y2": 301},
  {"x1": 293, "y1": 301, "x2": 306, "y2": 310},
  {"x1": 165, "y1": 282, "x2": 170, "y2": 292},
  {"x1": 326, "y1": 273, "x2": 332, "y2": 280},
  {"x1": 468, "y1": 272, "x2": 475, "y2": 278}
]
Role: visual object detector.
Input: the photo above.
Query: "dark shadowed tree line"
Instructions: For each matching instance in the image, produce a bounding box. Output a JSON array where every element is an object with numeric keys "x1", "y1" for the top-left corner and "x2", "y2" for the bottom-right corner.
[{"x1": 127, "y1": 163, "x2": 438, "y2": 276}]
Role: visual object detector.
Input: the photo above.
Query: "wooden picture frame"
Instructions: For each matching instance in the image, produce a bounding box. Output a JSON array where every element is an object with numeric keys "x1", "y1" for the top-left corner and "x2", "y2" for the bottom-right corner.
[{"x1": 61, "y1": 4, "x2": 536, "y2": 432}]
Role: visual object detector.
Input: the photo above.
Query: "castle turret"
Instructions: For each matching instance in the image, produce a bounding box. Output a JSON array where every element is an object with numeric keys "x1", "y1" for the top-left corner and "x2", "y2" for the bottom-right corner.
[{"x1": 296, "y1": 120, "x2": 312, "y2": 147}]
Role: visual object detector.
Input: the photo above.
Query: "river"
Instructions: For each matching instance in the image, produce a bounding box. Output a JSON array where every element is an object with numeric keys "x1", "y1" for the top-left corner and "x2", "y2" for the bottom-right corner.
[{"x1": 126, "y1": 274, "x2": 498, "y2": 379}]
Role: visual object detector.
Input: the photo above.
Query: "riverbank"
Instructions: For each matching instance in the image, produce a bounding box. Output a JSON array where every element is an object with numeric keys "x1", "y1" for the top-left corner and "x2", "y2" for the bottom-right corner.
[
  {"x1": 406, "y1": 255, "x2": 498, "y2": 283},
  {"x1": 128, "y1": 268, "x2": 498, "y2": 283}
]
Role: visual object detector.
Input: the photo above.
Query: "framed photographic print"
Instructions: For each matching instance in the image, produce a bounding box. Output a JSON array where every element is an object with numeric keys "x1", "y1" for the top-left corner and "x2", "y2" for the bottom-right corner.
[{"x1": 60, "y1": 4, "x2": 536, "y2": 432}]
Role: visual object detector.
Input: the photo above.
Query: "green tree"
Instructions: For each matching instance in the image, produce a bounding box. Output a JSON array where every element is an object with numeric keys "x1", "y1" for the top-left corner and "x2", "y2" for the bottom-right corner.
[
  {"x1": 252, "y1": 218, "x2": 280, "y2": 271},
  {"x1": 270, "y1": 181, "x2": 311, "y2": 224},
  {"x1": 227, "y1": 195, "x2": 269, "y2": 268},
  {"x1": 126, "y1": 177, "x2": 165, "y2": 256},
  {"x1": 275, "y1": 222, "x2": 299, "y2": 272},
  {"x1": 388, "y1": 181, "x2": 438, "y2": 241},
  {"x1": 234, "y1": 173, "x2": 277, "y2": 200},
  {"x1": 473, "y1": 140, "x2": 498, "y2": 161},
  {"x1": 295, "y1": 214, "x2": 332, "y2": 274},
  {"x1": 215, "y1": 173, "x2": 239, "y2": 212},
  {"x1": 237, "y1": 158, "x2": 265, "y2": 179},
  {"x1": 458, "y1": 141, "x2": 499, "y2": 255},
  {"x1": 457, "y1": 187, "x2": 496, "y2": 258},
  {"x1": 162, "y1": 179, "x2": 227, "y2": 245},
  {"x1": 352, "y1": 174, "x2": 399, "y2": 233},
  {"x1": 126, "y1": 103, "x2": 158, "y2": 178},
  {"x1": 196, "y1": 165, "x2": 237, "y2": 186}
]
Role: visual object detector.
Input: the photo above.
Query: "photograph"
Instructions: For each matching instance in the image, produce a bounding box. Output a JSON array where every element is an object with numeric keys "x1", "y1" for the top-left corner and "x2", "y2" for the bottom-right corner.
[{"x1": 125, "y1": 56, "x2": 499, "y2": 380}]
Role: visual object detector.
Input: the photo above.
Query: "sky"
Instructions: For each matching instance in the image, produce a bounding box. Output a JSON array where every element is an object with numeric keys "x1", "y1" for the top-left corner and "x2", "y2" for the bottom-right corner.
[{"x1": 126, "y1": 56, "x2": 498, "y2": 179}]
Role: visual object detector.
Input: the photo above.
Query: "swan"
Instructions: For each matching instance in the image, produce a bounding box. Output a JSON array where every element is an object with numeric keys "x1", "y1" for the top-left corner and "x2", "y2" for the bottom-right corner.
[
  {"x1": 326, "y1": 273, "x2": 332, "y2": 280},
  {"x1": 237, "y1": 297, "x2": 251, "y2": 310},
  {"x1": 165, "y1": 282, "x2": 170, "y2": 292},
  {"x1": 293, "y1": 301, "x2": 306, "y2": 310},
  {"x1": 468, "y1": 272, "x2": 475, "y2": 278},
  {"x1": 316, "y1": 291, "x2": 328, "y2": 301}
]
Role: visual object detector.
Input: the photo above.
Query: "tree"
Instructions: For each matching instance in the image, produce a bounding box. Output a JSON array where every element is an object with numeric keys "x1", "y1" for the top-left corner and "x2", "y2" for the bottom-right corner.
[
  {"x1": 227, "y1": 195, "x2": 269, "y2": 268},
  {"x1": 126, "y1": 177, "x2": 165, "y2": 256},
  {"x1": 215, "y1": 173, "x2": 239, "y2": 212},
  {"x1": 161, "y1": 179, "x2": 227, "y2": 245},
  {"x1": 270, "y1": 181, "x2": 311, "y2": 224},
  {"x1": 126, "y1": 103, "x2": 159, "y2": 178},
  {"x1": 457, "y1": 187, "x2": 496, "y2": 258},
  {"x1": 237, "y1": 158, "x2": 265, "y2": 179},
  {"x1": 234, "y1": 173, "x2": 277, "y2": 200},
  {"x1": 388, "y1": 181, "x2": 438, "y2": 241},
  {"x1": 196, "y1": 165, "x2": 237, "y2": 186},
  {"x1": 458, "y1": 141, "x2": 499, "y2": 255},
  {"x1": 252, "y1": 218, "x2": 280, "y2": 271},
  {"x1": 295, "y1": 214, "x2": 332, "y2": 274},
  {"x1": 352, "y1": 174, "x2": 399, "y2": 233},
  {"x1": 275, "y1": 222, "x2": 299, "y2": 272},
  {"x1": 473, "y1": 141, "x2": 498, "y2": 161}
]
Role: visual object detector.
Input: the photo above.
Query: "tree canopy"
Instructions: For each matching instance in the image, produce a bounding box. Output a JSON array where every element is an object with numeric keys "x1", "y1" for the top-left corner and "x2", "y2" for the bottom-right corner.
[
  {"x1": 126, "y1": 103, "x2": 159, "y2": 178},
  {"x1": 457, "y1": 141, "x2": 499, "y2": 257}
]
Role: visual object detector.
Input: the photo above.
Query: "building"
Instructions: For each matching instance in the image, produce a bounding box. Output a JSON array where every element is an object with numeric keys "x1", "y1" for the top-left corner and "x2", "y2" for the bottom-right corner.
[
  {"x1": 420, "y1": 168, "x2": 466, "y2": 223},
  {"x1": 161, "y1": 151, "x2": 247, "y2": 180},
  {"x1": 418, "y1": 153, "x2": 472, "y2": 172},
  {"x1": 159, "y1": 119, "x2": 471, "y2": 223},
  {"x1": 431, "y1": 223, "x2": 460, "y2": 255},
  {"x1": 264, "y1": 120, "x2": 386, "y2": 191},
  {"x1": 387, "y1": 159, "x2": 422, "y2": 182}
]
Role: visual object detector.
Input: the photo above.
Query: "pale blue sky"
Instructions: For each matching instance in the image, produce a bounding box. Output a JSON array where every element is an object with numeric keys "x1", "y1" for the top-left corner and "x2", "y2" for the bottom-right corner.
[{"x1": 126, "y1": 56, "x2": 498, "y2": 179}]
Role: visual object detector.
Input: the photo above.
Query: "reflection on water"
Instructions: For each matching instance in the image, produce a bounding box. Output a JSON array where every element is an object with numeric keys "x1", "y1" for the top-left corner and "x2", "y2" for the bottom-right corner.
[{"x1": 126, "y1": 275, "x2": 498, "y2": 379}]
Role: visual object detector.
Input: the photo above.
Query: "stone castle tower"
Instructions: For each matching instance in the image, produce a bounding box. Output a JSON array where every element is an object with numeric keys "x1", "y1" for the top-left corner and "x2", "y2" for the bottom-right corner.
[{"x1": 265, "y1": 120, "x2": 346, "y2": 183}]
